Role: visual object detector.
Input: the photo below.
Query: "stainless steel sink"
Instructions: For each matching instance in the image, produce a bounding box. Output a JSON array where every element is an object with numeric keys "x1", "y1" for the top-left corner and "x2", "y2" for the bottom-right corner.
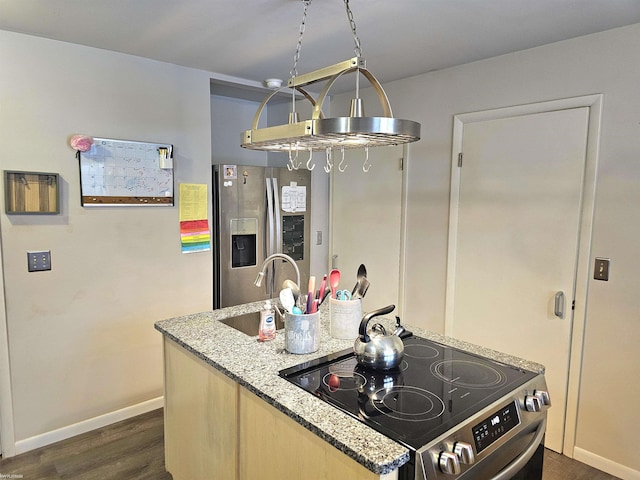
[{"x1": 220, "y1": 311, "x2": 284, "y2": 336}]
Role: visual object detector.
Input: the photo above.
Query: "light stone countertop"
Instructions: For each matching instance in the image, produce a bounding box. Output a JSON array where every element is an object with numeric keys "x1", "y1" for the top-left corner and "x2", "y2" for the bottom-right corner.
[{"x1": 154, "y1": 300, "x2": 544, "y2": 475}]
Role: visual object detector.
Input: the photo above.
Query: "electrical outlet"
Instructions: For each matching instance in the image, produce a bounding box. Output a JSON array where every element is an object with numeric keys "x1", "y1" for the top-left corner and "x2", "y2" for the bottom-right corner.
[
  {"x1": 27, "y1": 250, "x2": 51, "y2": 272},
  {"x1": 594, "y1": 257, "x2": 610, "y2": 281}
]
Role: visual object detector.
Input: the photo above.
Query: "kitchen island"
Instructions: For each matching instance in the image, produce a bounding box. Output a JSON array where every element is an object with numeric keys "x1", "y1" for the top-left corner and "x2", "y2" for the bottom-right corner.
[{"x1": 154, "y1": 301, "x2": 544, "y2": 480}]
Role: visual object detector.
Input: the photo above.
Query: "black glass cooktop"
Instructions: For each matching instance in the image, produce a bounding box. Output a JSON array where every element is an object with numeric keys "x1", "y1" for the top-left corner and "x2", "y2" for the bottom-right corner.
[{"x1": 279, "y1": 335, "x2": 538, "y2": 450}]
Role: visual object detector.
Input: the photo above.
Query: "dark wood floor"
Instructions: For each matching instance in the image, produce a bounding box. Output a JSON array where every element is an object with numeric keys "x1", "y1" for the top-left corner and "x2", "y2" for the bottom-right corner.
[
  {"x1": 0, "y1": 409, "x2": 172, "y2": 480},
  {"x1": 0, "y1": 408, "x2": 621, "y2": 479},
  {"x1": 542, "y1": 448, "x2": 620, "y2": 480}
]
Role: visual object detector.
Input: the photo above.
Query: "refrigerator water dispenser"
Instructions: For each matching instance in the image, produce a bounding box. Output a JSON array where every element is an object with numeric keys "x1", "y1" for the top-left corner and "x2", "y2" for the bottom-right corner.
[{"x1": 231, "y1": 218, "x2": 257, "y2": 268}]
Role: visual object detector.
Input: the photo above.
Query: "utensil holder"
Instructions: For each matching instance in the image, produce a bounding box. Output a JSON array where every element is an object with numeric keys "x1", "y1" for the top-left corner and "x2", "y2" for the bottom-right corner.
[
  {"x1": 329, "y1": 297, "x2": 362, "y2": 340},
  {"x1": 284, "y1": 311, "x2": 320, "y2": 354}
]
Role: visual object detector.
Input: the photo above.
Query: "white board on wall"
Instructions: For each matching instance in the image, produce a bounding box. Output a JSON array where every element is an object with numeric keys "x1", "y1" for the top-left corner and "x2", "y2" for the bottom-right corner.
[{"x1": 79, "y1": 137, "x2": 174, "y2": 206}]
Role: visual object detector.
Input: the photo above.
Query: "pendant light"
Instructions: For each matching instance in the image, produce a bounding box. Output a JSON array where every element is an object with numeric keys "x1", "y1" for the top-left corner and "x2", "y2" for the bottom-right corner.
[{"x1": 240, "y1": 0, "x2": 421, "y2": 172}]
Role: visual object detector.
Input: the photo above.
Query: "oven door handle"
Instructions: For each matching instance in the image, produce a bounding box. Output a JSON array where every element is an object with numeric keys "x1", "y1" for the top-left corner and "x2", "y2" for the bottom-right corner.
[{"x1": 490, "y1": 417, "x2": 546, "y2": 480}]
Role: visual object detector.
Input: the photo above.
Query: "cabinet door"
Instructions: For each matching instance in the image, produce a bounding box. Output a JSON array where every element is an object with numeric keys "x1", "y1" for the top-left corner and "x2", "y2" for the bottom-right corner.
[
  {"x1": 238, "y1": 387, "x2": 395, "y2": 480},
  {"x1": 163, "y1": 338, "x2": 238, "y2": 480}
]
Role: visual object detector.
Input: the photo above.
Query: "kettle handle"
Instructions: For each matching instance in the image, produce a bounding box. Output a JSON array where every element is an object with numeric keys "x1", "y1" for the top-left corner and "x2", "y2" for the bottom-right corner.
[{"x1": 358, "y1": 305, "x2": 396, "y2": 342}]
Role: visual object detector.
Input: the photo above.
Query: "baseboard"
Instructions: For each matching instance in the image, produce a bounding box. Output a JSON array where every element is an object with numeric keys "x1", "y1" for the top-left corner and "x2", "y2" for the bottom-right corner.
[
  {"x1": 573, "y1": 446, "x2": 640, "y2": 480},
  {"x1": 13, "y1": 396, "x2": 164, "y2": 456}
]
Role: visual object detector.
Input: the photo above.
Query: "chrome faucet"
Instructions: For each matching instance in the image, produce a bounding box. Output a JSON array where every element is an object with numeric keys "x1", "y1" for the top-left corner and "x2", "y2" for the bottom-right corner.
[{"x1": 254, "y1": 253, "x2": 301, "y2": 297}]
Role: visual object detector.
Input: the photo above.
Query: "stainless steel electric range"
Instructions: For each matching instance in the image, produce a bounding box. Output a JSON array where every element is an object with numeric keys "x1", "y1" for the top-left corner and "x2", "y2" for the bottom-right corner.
[{"x1": 279, "y1": 334, "x2": 550, "y2": 480}]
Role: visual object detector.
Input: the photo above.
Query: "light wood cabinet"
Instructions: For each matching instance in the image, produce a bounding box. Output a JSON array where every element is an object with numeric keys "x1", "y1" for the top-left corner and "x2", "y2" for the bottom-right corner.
[
  {"x1": 238, "y1": 386, "x2": 396, "y2": 480},
  {"x1": 163, "y1": 337, "x2": 398, "y2": 480},
  {"x1": 163, "y1": 338, "x2": 238, "y2": 480}
]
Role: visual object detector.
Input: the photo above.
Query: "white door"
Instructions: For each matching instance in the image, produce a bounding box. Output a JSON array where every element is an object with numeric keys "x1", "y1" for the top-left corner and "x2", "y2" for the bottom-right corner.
[
  {"x1": 330, "y1": 146, "x2": 404, "y2": 314},
  {"x1": 446, "y1": 107, "x2": 590, "y2": 453}
]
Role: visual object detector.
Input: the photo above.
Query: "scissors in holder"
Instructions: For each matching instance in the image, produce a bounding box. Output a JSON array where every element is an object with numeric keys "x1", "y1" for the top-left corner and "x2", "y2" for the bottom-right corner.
[{"x1": 336, "y1": 289, "x2": 352, "y2": 301}]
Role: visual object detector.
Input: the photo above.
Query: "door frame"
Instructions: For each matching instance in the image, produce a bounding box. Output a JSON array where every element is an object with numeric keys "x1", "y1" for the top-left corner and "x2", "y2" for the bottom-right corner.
[
  {"x1": 444, "y1": 94, "x2": 603, "y2": 456},
  {"x1": 0, "y1": 221, "x2": 16, "y2": 457}
]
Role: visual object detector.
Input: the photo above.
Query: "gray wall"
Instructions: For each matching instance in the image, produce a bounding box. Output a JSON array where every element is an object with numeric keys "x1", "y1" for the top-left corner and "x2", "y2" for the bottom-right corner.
[
  {"x1": 211, "y1": 94, "x2": 268, "y2": 166},
  {"x1": 0, "y1": 30, "x2": 213, "y2": 447}
]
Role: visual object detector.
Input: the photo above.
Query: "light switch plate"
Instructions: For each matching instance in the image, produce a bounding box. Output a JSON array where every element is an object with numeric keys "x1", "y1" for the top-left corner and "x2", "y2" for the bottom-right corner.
[
  {"x1": 594, "y1": 257, "x2": 610, "y2": 281},
  {"x1": 27, "y1": 250, "x2": 51, "y2": 272}
]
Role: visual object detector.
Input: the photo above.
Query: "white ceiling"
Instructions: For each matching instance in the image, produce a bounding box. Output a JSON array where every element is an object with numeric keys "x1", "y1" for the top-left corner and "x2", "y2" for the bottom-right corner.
[{"x1": 2, "y1": 0, "x2": 640, "y2": 93}]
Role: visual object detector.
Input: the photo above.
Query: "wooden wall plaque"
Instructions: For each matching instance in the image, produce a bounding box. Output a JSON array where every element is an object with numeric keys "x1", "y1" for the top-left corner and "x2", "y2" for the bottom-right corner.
[{"x1": 5, "y1": 170, "x2": 60, "y2": 214}]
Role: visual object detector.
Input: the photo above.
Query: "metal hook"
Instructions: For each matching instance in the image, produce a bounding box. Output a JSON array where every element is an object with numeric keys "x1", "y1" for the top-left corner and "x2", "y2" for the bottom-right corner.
[
  {"x1": 338, "y1": 147, "x2": 348, "y2": 172},
  {"x1": 324, "y1": 148, "x2": 333, "y2": 173},
  {"x1": 305, "y1": 149, "x2": 315, "y2": 171},
  {"x1": 288, "y1": 147, "x2": 300, "y2": 171},
  {"x1": 362, "y1": 146, "x2": 371, "y2": 172}
]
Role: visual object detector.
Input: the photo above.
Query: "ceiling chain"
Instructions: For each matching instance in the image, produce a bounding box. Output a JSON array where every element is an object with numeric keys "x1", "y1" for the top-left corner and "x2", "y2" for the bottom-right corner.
[
  {"x1": 290, "y1": 0, "x2": 312, "y2": 81},
  {"x1": 291, "y1": 0, "x2": 364, "y2": 83},
  {"x1": 344, "y1": 0, "x2": 363, "y2": 58}
]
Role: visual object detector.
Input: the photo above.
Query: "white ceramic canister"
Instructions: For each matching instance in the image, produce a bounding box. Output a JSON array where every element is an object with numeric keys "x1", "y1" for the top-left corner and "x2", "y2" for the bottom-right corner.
[
  {"x1": 284, "y1": 311, "x2": 320, "y2": 354},
  {"x1": 329, "y1": 297, "x2": 362, "y2": 340}
]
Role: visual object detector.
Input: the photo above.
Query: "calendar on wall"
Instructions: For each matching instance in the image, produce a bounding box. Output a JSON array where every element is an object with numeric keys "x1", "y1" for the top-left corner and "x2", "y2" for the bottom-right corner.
[{"x1": 79, "y1": 137, "x2": 174, "y2": 206}]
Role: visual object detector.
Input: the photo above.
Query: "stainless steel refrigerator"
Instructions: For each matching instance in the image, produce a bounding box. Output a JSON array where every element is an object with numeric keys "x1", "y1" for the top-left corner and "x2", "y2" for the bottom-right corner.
[{"x1": 213, "y1": 165, "x2": 312, "y2": 308}]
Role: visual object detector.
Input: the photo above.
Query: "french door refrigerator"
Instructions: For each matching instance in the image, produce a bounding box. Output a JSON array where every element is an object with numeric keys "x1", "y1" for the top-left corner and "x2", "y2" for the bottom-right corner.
[{"x1": 213, "y1": 165, "x2": 312, "y2": 309}]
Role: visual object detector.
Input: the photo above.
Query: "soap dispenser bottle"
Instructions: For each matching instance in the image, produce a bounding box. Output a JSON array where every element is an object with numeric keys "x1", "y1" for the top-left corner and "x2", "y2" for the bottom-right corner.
[{"x1": 258, "y1": 300, "x2": 276, "y2": 342}]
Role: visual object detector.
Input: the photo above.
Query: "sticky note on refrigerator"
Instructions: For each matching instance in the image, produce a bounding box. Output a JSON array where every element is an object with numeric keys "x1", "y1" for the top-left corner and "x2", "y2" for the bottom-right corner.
[{"x1": 282, "y1": 184, "x2": 306, "y2": 212}]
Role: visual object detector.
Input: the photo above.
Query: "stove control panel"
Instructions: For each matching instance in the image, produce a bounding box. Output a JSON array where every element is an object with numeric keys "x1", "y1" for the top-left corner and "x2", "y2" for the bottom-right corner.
[
  {"x1": 417, "y1": 376, "x2": 550, "y2": 480},
  {"x1": 472, "y1": 401, "x2": 520, "y2": 453}
]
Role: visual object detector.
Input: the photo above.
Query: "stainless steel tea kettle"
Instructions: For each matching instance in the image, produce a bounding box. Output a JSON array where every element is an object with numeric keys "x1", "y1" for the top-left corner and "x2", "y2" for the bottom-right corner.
[{"x1": 353, "y1": 305, "x2": 406, "y2": 370}]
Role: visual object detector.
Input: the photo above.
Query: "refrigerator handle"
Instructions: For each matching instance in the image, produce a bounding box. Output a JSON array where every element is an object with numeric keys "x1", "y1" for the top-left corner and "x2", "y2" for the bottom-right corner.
[
  {"x1": 272, "y1": 177, "x2": 282, "y2": 254},
  {"x1": 265, "y1": 177, "x2": 276, "y2": 294},
  {"x1": 266, "y1": 177, "x2": 275, "y2": 257}
]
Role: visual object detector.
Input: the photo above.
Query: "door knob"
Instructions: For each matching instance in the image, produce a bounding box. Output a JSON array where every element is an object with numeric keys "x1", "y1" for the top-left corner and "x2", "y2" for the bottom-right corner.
[{"x1": 554, "y1": 291, "x2": 565, "y2": 319}]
